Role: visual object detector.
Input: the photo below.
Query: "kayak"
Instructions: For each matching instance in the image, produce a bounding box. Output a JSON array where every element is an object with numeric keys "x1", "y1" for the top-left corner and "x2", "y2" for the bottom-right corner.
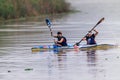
[{"x1": 31, "y1": 44, "x2": 116, "y2": 52}]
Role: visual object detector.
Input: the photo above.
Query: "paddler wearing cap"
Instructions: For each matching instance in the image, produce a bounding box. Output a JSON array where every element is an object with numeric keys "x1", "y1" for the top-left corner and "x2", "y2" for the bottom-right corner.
[
  {"x1": 53, "y1": 31, "x2": 67, "y2": 46},
  {"x1": 82, "y1": 29, "x2": 98, "y2": 45}
]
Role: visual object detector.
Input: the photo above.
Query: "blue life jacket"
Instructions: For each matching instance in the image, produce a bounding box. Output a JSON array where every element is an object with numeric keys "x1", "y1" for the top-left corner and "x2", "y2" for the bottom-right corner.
[{"x1": 86, "y1": 34, "x2": 96, "y2": 45}]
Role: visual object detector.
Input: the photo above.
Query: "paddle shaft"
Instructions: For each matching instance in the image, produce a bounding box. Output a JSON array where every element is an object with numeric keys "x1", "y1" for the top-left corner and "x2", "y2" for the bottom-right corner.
[
  {"x1": 75, "y1": 17, "x2": 105, "y2": 46},
  {"x1": 48, "y1": 25, "x2": 53, "y2": 36}
]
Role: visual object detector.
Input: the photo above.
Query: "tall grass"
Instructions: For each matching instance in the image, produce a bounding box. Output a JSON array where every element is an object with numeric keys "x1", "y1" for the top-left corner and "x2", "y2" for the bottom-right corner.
[{"x1": 0, "y1": 0, "x2": 70, "y2": 20}]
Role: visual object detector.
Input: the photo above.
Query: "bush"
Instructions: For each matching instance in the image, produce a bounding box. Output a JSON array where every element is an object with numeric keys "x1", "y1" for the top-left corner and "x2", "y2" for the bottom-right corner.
[{"x1": 0, "y1": 0, "x2": 70, "y2": 20}]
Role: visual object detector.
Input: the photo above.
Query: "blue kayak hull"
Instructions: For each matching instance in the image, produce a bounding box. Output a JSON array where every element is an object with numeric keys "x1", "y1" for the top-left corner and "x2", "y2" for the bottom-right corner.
[{"x1": 31, "y1": 44, "x2": 115, "y2": 51}]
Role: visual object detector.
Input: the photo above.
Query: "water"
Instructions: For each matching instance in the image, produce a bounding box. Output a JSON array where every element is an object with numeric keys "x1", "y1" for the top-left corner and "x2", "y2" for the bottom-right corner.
[{"x1": 0, "y1": 0, "x2": 120, "y2": 80}]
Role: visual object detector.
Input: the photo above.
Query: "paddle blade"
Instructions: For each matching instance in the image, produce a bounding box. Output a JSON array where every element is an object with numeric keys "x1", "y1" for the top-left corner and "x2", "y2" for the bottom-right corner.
[
  {"x1": 96, "y1": 17, "x2": 105, "y2": 25},
  {"x1": 45, "y1": 18, "x2": 51, "y2": 27}
]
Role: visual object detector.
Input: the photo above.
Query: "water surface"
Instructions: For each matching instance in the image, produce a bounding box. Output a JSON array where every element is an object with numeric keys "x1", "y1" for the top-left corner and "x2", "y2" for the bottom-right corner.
[{"x1": 0, "y1": 0, "x2": 120, "y2": 80}]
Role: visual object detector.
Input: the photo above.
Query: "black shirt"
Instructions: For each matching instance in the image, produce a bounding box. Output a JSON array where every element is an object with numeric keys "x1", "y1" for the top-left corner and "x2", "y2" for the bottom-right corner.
[
  {"x1": 86, "y1": 34, "x2": 96, "y2": 45},
  {"x1": 57, "y1": 36, "x2": 67, "y2": 46}
]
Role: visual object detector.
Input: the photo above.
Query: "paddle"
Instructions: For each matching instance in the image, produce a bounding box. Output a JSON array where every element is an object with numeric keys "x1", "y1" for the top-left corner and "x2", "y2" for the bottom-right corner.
[
  {"x1": 75, "y1": 17, "x2": 105, "y2": 46},
  {"x1": 45, "y1": 18, "x2": 53, "y2": 36},
  {"x1": 45, "y1": 18, "x2": 57, "y2": 46}
]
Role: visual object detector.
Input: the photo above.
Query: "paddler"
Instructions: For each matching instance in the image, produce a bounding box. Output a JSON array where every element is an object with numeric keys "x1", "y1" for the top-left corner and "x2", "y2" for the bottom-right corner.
[
  {"x1": 53, "y1": 31, "x2": 68, "y2": 46},
  {"x1": 82, "y1": 29, "x2": 98, "y2": 45}
]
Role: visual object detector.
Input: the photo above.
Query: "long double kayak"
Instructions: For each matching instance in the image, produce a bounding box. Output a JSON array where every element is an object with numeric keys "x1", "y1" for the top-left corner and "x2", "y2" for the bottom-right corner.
[{"x1": 31, "y1": 44, "x2": 116, "y2": 52}]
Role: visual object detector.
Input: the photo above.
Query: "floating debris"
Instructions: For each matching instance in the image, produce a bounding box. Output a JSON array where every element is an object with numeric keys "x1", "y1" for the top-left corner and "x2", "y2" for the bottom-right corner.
[
  {"x1": 105, "y1": 58, "x2": 108, "y2": 60},
  {"x1": 8, "y1": 70, "x2": 11, "y2": 73},
  {"x1": 117, "y1": 56, "x2": 119, "y2": 59},
  {"x1": 24, "y1": 68, "x2": 33, "y2": 71}
]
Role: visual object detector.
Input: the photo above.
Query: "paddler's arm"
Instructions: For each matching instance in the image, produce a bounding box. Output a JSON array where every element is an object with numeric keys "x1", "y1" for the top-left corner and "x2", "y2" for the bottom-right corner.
[
  {"x1": 51, "y1": 35, "x2": 57, "y2": 44},
  {"x1": 56, "y1": 38, "x2": 64, "y2": 43},
  {"x1": 52, "y1": 35, "x2": 57, "y2": 38},
  {"x1": 82, "y1": 37, "x2": 86, "y2": 41},
  {"x1": 52, "y1": 35, "x2": 64, "y2": 43},
  {"x1": 93, "y1": 29, "x2": 98, "y2": 36}
]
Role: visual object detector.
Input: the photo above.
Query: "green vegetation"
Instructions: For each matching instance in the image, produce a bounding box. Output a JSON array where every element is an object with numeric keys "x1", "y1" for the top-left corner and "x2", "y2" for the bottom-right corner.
[{"x1": 0, "y1": 0, "x2": 70, "y2": 20}]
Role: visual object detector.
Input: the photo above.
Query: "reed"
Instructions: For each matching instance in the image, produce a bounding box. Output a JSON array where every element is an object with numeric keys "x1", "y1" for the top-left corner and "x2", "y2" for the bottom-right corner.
[{"x1": 0, "y1": 0, "x2": 70, "y2": 20}]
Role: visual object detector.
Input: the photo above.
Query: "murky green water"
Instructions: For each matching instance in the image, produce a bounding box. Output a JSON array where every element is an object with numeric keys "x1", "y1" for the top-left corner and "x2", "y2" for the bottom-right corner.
[{"x1": 0, "y1": 0, "x2": 120, "y2": 80}]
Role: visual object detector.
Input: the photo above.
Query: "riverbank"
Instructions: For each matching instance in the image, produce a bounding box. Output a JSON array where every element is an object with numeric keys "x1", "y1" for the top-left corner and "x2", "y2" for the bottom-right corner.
[{"x1": 0, "y1": 0, "x2": 70, "y2": 21}]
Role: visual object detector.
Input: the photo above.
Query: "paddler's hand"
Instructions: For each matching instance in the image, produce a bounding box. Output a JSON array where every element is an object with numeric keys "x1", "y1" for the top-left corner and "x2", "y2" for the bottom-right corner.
[
  {"x1": 82, "y1": 37, "x2": 86, "y2": 41},
  {"x1": 93, "y1": 29, "x2": 97, "y2": 31},
  {"x1": 54, "y1": 39, "x2": 57, "y2": 44},
  {"x1": 74, "y1": 44, "x2": 80, "y2": 51},
  {"x1": 75, "y1": 43, "x2": 79, "y2": 46}
]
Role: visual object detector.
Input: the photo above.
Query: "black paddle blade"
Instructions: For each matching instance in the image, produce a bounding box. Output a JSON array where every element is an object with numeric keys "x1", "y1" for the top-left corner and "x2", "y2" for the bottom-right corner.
[
  {"x1": 96, "y1": 17, "x2": 105, "y2": 25},
  {"x1": 45, "y1": 18, "x2": 51, "y2": 27},
  {"x1": 75, "y1": 42, "x2": 80, "y2": 46}
]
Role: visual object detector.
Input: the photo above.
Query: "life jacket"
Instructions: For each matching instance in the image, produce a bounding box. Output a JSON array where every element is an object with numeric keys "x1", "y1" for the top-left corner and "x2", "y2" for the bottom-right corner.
[
  {"x1": 57, "y1": 36, "x2": 67, "y2": 46},
  {"x1": 86, "y1": 34, "x2": 96, "y2": 45}
]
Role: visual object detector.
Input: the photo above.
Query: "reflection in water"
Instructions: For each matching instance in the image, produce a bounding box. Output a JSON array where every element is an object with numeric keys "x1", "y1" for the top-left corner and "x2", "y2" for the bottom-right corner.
[
  {"x1": 86, "y1": 50, "x2": 97, "y2": 74},
  {"x1": 87, "y1": 50, "x2": 96, "y2": 66},
  {"x1": 44, "y1": 49, "x2": 106, "y2": 80},
  {"x1": 57, "y1": 51, "x2": 67, "y2": 61},
  {"x1": 57, "y1": 51, "x2": 67, "y2": 71},
  {"x1": 86, "y1": 49, "x2": 106, "y2": 79},
  {"x1": 44, "y1": 50, "x2": 68, "y2": 80},
  {"x1": 47, "y1": 53, "x2": 55, "y2": 76}
]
